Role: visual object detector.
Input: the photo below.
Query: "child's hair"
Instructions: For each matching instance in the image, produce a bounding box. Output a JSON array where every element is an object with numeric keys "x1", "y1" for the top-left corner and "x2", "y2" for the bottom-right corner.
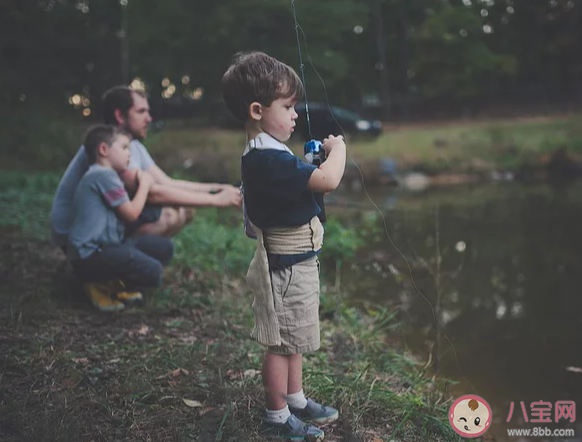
[
  {"x1": 83, "y1": 125, "x2": 128, "y2": 164},
  {"x1": 102, "y1": 85, "x2": 147, "y2": 125},
  {"x1": 221, "y1": 51, "x2": 304, "y2": 123}
]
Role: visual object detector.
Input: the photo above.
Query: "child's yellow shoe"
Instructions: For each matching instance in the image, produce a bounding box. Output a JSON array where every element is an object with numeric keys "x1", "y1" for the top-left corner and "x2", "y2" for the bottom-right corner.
[
  {"x1": 83, "y1": 282, "x2": 125, "y2": 312},
  {"x1": 115, "y1": 290, "x2": 143, "y2": 305},
  {"x1": 113, "y1": 280, "x2": 144, "y2": 306}
]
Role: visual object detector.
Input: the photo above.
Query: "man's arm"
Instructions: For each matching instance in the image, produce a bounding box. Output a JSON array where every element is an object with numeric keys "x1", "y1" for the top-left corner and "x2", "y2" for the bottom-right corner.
[
  {"x1": 120, "y1": 167, "x2": 241, "y2": 208},
  {"x1": 147, "y1": 164, "x2": 229, "y2": 193},
  {"x1": 147, "y1": 182, "x2": 241, "y2": 208}
]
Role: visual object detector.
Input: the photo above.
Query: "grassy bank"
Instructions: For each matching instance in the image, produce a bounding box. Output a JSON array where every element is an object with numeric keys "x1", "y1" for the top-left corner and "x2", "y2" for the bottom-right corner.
[
  {"x1": 0, "y1": 172, "x2": 463, "y2": 442},
  {"x1": 2, "y1": 113, "x2": 580, "y2": 184},
  {"x1": 145, "y1": 114, "x2": 582, "y2": 184}
]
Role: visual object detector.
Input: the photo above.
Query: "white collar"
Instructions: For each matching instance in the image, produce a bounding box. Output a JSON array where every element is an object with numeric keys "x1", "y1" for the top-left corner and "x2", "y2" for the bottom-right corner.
[{"x1": 243, "y1": 132, "x2": 293, "y2": 157}]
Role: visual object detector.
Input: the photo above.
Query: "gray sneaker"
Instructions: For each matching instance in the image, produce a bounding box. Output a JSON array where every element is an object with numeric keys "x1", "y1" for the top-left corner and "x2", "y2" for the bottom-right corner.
[
  {"x1": 289, "y1": 399, "x2": 339, "y2": 425},
  {"x1": 263, "y1": 414, "x2": 325, "y2": 440}
]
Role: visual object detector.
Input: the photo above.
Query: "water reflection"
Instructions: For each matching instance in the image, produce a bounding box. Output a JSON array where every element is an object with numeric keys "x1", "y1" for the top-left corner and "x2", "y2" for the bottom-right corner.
[{"x1": 329, "y1": 182, "x2": 582, "y2": 442}]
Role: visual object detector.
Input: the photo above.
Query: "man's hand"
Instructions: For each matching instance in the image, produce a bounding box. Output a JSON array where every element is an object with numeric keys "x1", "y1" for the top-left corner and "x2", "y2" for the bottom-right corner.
[
  {"x1": 214, "y1": 186, "x2": 242, "y2": 208},
  {"x1": 322, "y1": 134, "x2": 346, "y2": 155},
  {"x1": 209, "y1": 183, "x2": 233, "y2": 192}
]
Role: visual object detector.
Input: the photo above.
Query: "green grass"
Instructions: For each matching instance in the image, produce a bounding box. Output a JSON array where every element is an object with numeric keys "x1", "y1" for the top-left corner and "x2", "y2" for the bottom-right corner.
[
  {"x1": 0, "y1": 171, "x2": 463, "y2": 441},
  {"x1": 352, "y1": 115, "x2": 582, "y2": 172}
]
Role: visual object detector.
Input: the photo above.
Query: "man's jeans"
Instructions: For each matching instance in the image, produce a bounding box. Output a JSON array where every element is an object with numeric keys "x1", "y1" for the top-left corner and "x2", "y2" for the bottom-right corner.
[{"x1": 71, "y1": 235, "x2": 174, "y2": 290}]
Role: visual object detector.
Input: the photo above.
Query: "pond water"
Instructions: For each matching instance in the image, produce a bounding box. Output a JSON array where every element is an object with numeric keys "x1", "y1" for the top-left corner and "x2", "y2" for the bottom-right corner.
[{"x1": 330, "y1": 181, "x2": 582, "y2": 441}]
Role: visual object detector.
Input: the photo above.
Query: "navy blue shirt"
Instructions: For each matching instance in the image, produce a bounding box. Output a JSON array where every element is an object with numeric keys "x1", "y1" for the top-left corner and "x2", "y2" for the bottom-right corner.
[
  {"x1": 242, "y1": 148, "x2": 321, "y2": 268},
  {"x1": 242, "y1": 149, "x2": 320, "y2": 228}
]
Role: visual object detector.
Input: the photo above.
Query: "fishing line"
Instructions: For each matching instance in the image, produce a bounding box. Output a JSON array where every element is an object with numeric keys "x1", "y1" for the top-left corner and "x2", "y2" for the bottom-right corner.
[{"x1": 290, "y1": 0, "x2": 477, "y2": 395}]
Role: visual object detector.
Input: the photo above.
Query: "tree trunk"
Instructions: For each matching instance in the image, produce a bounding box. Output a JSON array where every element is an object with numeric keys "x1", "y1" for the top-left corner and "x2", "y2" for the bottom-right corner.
[{"x1": 371, "y1": 0, "x2": 391, "y2": 120}]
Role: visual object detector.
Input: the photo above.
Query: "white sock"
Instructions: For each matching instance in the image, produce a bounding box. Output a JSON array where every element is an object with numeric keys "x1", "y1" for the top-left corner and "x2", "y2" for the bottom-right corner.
[
  {"x1": 287, "y1": 389, "x2": 308, "y2": 409},
  {"x1": 266, "y1": 405, "x2": 291, "y2": 424}
]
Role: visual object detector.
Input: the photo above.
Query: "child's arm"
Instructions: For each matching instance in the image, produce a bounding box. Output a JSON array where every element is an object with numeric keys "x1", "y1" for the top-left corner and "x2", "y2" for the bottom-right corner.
[
  {"x1": 307, "y1": 135, "x2": 347, "y2": 193},
  {"x1": 116, "y1": 170, "x2": 154, "y2": 222}
]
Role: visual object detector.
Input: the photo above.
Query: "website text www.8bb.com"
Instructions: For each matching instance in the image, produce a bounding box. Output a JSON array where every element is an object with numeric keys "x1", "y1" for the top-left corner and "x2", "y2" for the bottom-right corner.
[{"x1": 507, "y1": 427, "x2": 575, "y2": 438}]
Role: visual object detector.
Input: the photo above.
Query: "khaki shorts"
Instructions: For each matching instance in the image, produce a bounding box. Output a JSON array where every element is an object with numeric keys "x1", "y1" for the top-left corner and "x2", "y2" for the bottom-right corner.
[{"x1": 267, "y1": 256, "x2": 321, "y2": 355}]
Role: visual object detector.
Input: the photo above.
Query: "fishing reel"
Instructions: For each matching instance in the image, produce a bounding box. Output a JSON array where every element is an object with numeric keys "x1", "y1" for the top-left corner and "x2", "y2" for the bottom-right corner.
[{"x1": 304, "y1": 140, "x2": 326, "y2": 166}]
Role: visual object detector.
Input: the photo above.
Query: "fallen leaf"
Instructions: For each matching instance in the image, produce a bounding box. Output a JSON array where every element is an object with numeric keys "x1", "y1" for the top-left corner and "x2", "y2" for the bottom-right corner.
[
  {"x1": 137, "y1": 325, "x2": 150, "y2": 336},
  {"x1": 178, "y1": 335, "x2": 198, "y2": 344},
  {"x1": 61, "y1": 379, "x2": 78, "y2": 389},
  {"x1": 243, "y1": 369, "x2": 260, "y2": 378},
  {"x1": 182, "y1": 398, "x2": 203, "y2": 408},
  {"x1": 224, "y1": 369, "x2": 241, "y2": 380}
]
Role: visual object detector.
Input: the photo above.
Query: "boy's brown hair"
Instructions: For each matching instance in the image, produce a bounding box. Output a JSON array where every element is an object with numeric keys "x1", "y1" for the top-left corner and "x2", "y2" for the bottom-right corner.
[
  {"x1": 221, "y1": 51, "x2": 304, "y2": 123},
  {"x1": 83, "y1": 125, "x2": 129, "y2": 164}
]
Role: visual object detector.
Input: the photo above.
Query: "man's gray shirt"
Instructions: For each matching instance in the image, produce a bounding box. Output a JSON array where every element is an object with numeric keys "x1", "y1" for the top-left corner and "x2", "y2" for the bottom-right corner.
[
  {"x1": 51, "y1": 140, "x2": 155, "y2": 247},
  {"x1": 67, "y1": 165, "x2": 130, "y2": 261}
]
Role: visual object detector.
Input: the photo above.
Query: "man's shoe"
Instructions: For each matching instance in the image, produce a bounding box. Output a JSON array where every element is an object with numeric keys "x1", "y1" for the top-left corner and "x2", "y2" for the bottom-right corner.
[
  {"x1": 263, "y1": 414, "x2": 324, "y2": 441},
  {"x1": 84, "y1": 282, "x2": 125, "y2": 312},
  {"x1": 289, "y1": 399, "x2": 339, "y2": 425}
]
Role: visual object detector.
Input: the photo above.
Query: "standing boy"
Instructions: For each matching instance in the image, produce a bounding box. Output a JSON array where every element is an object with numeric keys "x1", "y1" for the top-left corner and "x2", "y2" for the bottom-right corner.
[{"x1": 222, "y1": 52, "x2": 346, "y2": 440}]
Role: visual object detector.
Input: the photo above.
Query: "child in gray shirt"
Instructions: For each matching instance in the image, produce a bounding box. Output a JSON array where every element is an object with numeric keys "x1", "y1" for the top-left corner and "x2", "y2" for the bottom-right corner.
[{"x1": 68, "y1": 125, "x2": 174, "y2": 311}]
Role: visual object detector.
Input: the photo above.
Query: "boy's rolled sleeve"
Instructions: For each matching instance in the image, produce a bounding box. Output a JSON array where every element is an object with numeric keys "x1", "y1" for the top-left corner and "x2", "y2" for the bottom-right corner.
[{"x1": 94, "y1": 170, "x2": 130, "y2": 208}]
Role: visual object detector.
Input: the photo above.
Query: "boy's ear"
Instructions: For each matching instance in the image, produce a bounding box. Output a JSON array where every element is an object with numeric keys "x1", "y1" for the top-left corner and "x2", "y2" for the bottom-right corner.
[
  {"x1": 97, "y1": 142, "x2": 109, "y2": 159},
  {"x1": 114, "y1": 109, "x2": 126, "y2": 126},
  {"x1": 249, "y1": 102, "x2": 262, "y2": 122}
]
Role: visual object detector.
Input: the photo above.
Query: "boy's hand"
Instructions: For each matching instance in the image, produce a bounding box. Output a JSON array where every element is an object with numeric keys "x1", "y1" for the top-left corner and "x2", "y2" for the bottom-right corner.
[
  {"x1": 120, "y1": 169, "x2": 139, "y2": 191},
  {"x1": 214, "y1": 186, "x2": 242, "y2": 208},
  {"x1": 322, "y1": 134, "x2": 346, "y2": 155},
  {"x1": 137, "y1": 170, "x2": 154, "y2": 190}
]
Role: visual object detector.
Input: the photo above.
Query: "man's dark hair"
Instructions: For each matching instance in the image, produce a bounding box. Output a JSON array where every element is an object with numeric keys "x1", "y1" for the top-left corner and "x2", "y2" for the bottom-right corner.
[
  {"x1": 102, "y1": 86, "x2": 147, "y2": 125},
  {"x1": 221, "y1": 51, "x2": 304, "y2": 123},
  {"x1": 83, "y1": 125, "x2": 127, "y2": 164}
]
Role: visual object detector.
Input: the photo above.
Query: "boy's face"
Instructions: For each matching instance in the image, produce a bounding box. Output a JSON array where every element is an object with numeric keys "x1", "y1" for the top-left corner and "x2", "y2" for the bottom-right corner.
[
  {"x1": 123, "y1": 93, "x2": 152, "y2": 141},
  {"x1": 260, "y1": 96, "x2": 298, "y2": 142},
  {"x1": 106, "y1": 134, "x2": 132, "y2": 173}
]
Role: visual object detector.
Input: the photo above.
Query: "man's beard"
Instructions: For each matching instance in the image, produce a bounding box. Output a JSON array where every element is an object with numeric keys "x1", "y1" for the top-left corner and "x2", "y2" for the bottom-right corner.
[{"x1": 123, "y1": 123, "x2": 145, "y2": 141}]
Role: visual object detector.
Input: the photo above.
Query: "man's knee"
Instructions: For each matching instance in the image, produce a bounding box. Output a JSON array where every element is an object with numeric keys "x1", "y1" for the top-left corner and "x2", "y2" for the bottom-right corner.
[
  {"x1": 162, "y1": 207, "x2": 181, "y2": 228},
  {"x1": 135, "y1": 207, "x2": 189, "y2": 237},
  {"x1": 164, "y1": 207, "x2": 192, "y2": 234},
  {"x1": 184, "y1": 207, "x2": 195, "y2": 223}
]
